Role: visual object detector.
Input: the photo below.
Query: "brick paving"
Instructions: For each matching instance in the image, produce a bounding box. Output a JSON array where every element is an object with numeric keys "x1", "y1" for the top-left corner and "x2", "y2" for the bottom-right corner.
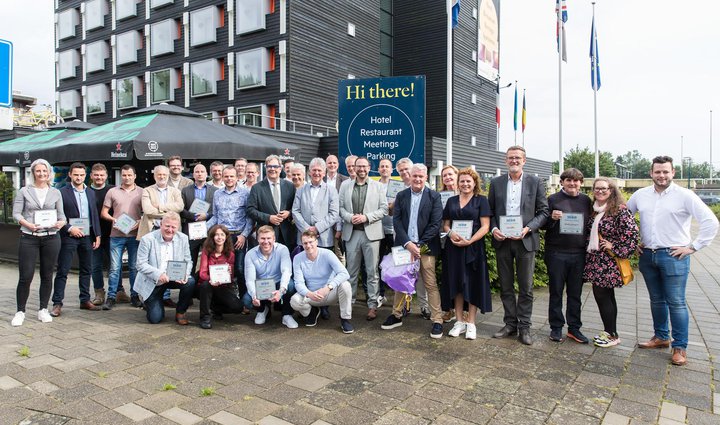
[{"x1": 1, "y1": 237, "x2": 720, "y2": 424}]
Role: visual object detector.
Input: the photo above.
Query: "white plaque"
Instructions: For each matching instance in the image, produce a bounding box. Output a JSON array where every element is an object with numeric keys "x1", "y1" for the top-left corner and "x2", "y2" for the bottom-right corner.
[
  {"x1": 559, "y1": 212, "x2": 584, "y2": 235},
  {"x1": 255, "y1": 278, "x2": 276, "y2": 300},
  {"x1": 385, "y1": 179, "x2": 405, "y2": 199},
  {"x1": 391, "y1": 246, "x2": 413, "y2": 266},
  {"x1": 188, "y1": 221, "x2": 208, "y2": 240},
  {"x1": 69, "y1": 218, "x2": 90, "y2": 235},
  {"x1": 451, "y1": 220, "x2": 473, "y2": 240},
  {"x1": 439, "y1": 191, "x2": 455, "y2": 209},
  {"x1": 34, "y1": 209, "x2": 57, "y2": 229},
  {"x1": 166, "y1": 261, "x2": 188, "y2": 282},
  {"x1": 209, "y1": 264, "x2": 231, "y2": 284},
  {"x1": 115, "y1": 213, "x2": 137, "y2": 235},
  {"x1": 499, "y1": 215, "x2": 523, "y2": 238},
  {"x1": 189, "y1": 198, "x2": 210, "y2": 214}
]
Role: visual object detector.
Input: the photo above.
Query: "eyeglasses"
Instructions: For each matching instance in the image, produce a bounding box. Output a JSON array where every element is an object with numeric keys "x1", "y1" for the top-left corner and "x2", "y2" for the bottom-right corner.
[
  {"x1": 266, "y1": 165, "x2": 281, "y2": 169},
  {"x1": 506, "y1": 156, "x2": 523, "y2": 161},
  {"x1": 594, "y1": 187, "x2": 610, "y2": 192}
]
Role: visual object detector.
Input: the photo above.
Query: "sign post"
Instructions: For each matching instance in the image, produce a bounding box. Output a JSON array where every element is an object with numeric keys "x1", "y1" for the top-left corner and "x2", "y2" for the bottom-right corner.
[
  {"x1": 0, "y1": 39, "x2": 13, "y2": 130},
  {"x1": 338, "y1": 76, "x2": 425, "y2": 176}
]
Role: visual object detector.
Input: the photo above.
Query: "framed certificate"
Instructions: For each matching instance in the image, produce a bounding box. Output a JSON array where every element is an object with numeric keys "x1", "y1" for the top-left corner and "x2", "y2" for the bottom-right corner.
[
  {"x1": 439, "y1": 191, "x2": 455, "y2": 209},
  {"x1": 166, "y1": 261, "x2": 187, "y2": 282},
  {"x1": 385, "y1": 179, "x2": 405, "y2": 199},
  {"x1": 34, "y1": 209, "x2": 57, "y2": 229},
  {"x1": 115, "y1": 213, "x2": 137, "y2": 235},
  {"x1": 188, "y1": 221, "x2": 208, "y2": 240},
  {"x1": 560, "y1": 212, "x2": 584, "y2": 235},
  {"x1": 209, "y1": 264, "x2": 231, "y2": 284},
  {"x1": 69, "y1": 218, "x2": 90, "y2": 234},
  {"x1": 189, "y1": 199, "x2": 210, "y2": 214},
  {"x1": 451, "y1": 220, "x2": 473, "y2": 240},
  {"x1": 499, "y1": 215, "x2": 523, "y2": 238},
  {"x1": 391, "y1": 246, "x2": 413, "y2": 266},
  {"x1": 255, "y1": 278, "x2": 276, "y2": 300}
]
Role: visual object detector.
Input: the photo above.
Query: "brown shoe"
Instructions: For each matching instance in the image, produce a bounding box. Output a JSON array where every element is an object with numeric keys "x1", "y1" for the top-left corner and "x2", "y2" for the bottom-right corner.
[
  {"x1": 671, "y1": 348, "x2": 687, "y2": 366},
  {"x1": 50, "y1": 304, "x2": 62, "y2": 317},
  {"x1": 175, "y1": 313, "x2": 189, "y2": 325},
  {"x1": 116, "y1": 290, "x2": 131, "y2": 303},
  {"x1": 638, "y1": 336, "x2": 671, "y2": 349},
  {"x1": 367, "y1": 308, "x2": 377, "y2": 321},
  {"x1": 442, "y1": 310, "x2": 456, "y2": 323},
  {"x1": 92, "y1": 288, "x2": 105, "y2": 306},
  {"x1": 163, "y1": 299, "x2": 177, "y2": 308},
  {"x1": 80, "y1": 301, "x2": 100, "y2": 311}
]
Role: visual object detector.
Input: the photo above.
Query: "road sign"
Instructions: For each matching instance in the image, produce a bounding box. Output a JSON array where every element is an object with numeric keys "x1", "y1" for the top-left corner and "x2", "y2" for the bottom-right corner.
[{"x1": 0, "y1": 39, "x2": 13, "y2": 108}]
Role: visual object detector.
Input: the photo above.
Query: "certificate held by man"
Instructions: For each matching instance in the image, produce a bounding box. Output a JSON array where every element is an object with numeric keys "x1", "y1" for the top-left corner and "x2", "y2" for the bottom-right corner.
[
  {"x1": 391, "y1": 246, "x2": 413, "y2": 266},
  {"x1": 385, "y1": 179, "x2": 405, "y2": 199},
  {"x1": 255, "y1": 278, "x2": 276, "y2": 300},
  {"x1": 189, "y1": 199, "x2": 210, "y2": 214},
  {"x1": 69, "y1": 218, "x2": 90, "y2": 235},
  {"x1": 559, "y1": 212, "x2": 584, "y2": 235},
  {"x1": 115, "y1": 213, "x2": 137, "y2": 235},
  {"x1": 166, "y1": 261, "x2": 188, "y2": 282},
  {"x1": 188, "y1": 221, "x2": 208, "y2": 240},
  {"x1": 499, "y1": 215, "x2": 523, "y2": 238}
]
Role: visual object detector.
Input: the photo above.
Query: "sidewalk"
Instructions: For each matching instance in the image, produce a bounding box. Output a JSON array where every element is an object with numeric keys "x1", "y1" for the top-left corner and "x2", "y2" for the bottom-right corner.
[{"x1": 1, "y1": 240, "x2": 719, "y2": 424}]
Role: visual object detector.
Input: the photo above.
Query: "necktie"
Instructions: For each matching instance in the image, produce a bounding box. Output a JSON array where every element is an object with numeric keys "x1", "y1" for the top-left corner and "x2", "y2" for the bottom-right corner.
[{"x1": 272, "y1": 183, "x2": 281, "y2": 211}]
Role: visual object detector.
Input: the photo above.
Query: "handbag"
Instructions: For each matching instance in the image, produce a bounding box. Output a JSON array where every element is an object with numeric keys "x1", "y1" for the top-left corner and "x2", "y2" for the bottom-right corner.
[{"x1": 600, "y1": 236, "x2": 634, "y2": 285}]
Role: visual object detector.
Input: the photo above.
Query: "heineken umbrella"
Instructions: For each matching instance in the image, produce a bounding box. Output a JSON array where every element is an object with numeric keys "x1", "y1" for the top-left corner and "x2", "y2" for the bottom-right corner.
[
  {"x1": 0, "y1": 120, "x2": 97, "y2": 166},
  {"x1": 39, "y1": 104, "x2": 297, "y2": 163}
]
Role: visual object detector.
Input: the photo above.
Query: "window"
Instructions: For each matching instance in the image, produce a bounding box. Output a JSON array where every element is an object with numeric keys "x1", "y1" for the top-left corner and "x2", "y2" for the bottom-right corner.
[
  {"x1": 117, "y1": 77, "x2": 140, "y2": 109},
  {"x1": 151, "y1": 69, "x2": 175, "y2": 103},
  {"x1": 87, "y1": 84, "x2": 108, "y2": 115},
  {"x1": 191, "y1": 59, "x2": 219, "y2": 97},
  {"x1": 116, "y1": 0, "x2": 138, "y2": 20},
  {"x1": 116, "y1": 31, "x2": 141, "y2": 64},
  {"x1": 236, "y1": 105, "x2": 265, "y2": 127},
  {"x1": 59, "y1": 90, "x2": 81, "y2": 118},
  {"x1": 151, "y1": 19, "x2": 176, "y2": 56},
  {"x1": 236, "y1": 0, "x2": 266, "y2": 35},
  {"x1": 235, "y1": 48, "x2": 267, "y2": 90},
  {"x1": 191, "y1": 6, "x2": 219, "y2": 46},
  {"x1": 86, "y1": 41, "x2": 108, "y2": 73},
  {"x1": 150, "y1": 0, "x2": 173, "y2": 9},
  {"x1": 58, "y1": 8, "x2": 79, "y2": 40},
  {"x1": 85, "y1": 0, "x2": 107, "y2": 31},
  {"x1": 58, "y1": 50, "x2": 80, "y2": 80}
]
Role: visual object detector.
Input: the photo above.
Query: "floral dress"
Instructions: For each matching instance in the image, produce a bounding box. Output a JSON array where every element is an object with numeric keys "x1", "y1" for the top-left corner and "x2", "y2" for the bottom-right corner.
[{"x1": 583, "y1": 206, "x2": 639, "y2": 288}]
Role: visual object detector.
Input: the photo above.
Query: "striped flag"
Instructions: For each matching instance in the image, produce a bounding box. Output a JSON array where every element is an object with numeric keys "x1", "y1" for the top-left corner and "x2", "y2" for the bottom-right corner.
[
  {"x1": 556, "y1": 0, "x2": 568, "y2": 62},
  {"x1": 452, "y1": 0, "x2": 460, "y2": 29},
  {"x1": 495, "y1": 82, "x2": 500, "y2": 127},
  {"x1": 522, "y1": 90, "x2": 527, "y2": 133},
  {"x1": 513, "y1": 85, "x2": 518, "y2": 132},
  {"x1": 590, "y1": 15, "x2": 601, "y2": 90}
]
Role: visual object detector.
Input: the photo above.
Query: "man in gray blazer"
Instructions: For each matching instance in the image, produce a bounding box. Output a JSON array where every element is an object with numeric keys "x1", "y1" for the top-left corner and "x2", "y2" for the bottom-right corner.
[
  {"x1": 292, "y1": 158, "x2": 339, "y2": 249},
  {"x1": 339, "y1": 157, "x2": 389, "y2": 320},
  {"x1": 248, "y1": 155, "x2": 297, "y2": 251},
  {"x1": 181, "y1": 164, "x2": 217, "y2": 278},
  {"x1": 135, "y1": 212, "x2": 195, "y2": 325},
  {"x1": 488, "y1": 146, "x2": 549, "y2": 345}
]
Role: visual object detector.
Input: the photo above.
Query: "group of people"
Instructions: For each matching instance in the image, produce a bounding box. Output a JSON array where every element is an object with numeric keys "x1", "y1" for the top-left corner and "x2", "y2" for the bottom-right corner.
[{"x1": 10, "y1": 148, "x2": 718, "y2": 366}]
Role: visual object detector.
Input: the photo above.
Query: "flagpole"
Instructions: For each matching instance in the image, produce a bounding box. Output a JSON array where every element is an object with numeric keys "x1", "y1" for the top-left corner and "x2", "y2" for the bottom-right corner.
[
  {"x1": 514, "y1": 81, "x2": 518, "y2": 144},
  {"x1": 558, "y1": 5, "x2": 564, "y2": 172},
  {"x1": 710, "y1": 109, "x2": 714, "y2": 181},
  {"x1": 522, "y1": 89, "x2": 526, "y2": 148},
  {"x1": 446, "y1": 0, "x2": 453, "y2": 165},
  {"x1": 680, "y1": 135, "x2": 684, "y2": 179},
  {"x1": 592, "y1": 3, "x2": 599, "y2": 178}
]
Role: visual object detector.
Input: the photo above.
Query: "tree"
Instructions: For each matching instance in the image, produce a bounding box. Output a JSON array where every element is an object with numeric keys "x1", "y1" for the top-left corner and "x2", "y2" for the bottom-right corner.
[
  {"x1": 552, "y1": 146, "x2": 616, "y2": 177},
  {"x1": 616, "y1": 150, "x2": 651, "y2": 179}
]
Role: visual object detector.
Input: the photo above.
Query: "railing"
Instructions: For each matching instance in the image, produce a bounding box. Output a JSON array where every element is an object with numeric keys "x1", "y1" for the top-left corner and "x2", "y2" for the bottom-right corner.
[
  {"x1": 209, "y1": 113, "x2": 337, "y2": 137},
  {"x1": 0, "y1": 191, "x2": 14, "y2": 224}
]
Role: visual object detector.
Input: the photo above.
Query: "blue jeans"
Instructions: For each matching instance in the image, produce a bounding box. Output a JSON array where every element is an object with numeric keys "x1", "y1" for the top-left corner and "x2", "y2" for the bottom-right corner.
[
  {"x1": 108, "y1": 237, "x2": 139, "y2": 299},
  {"x1": 241, "y1": 279, "x2": 296, "y2": 315},
  {"x1": 52, "y1": 235, "x2": 93, "y2": 305},
  {"x1": 638, "y1": 249, "x2": 690, "y2": 349},
  {"x1": 144, "y1": 277, "x2": 196, "y2": 324}
]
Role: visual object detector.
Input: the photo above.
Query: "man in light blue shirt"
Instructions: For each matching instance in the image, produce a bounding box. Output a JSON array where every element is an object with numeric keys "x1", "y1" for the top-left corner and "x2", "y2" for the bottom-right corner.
[{"x1": 290, "y1": 230, "x2": 354, "y2": 333}]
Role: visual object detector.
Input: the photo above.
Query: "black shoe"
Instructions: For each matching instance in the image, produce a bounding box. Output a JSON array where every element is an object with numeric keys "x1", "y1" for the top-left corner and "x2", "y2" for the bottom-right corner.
[
  {"x1": 305, "y1": 307, "x2": 320, "y2": 327},
  {"x1": 163, "y1": 299, "x2": 177, "y2": 308},
  {"x1": 430, "y1": 323, "x2": 443, "y2": 339},
  {"x1": 320, "y1": 306, "x2": 330, "y2": 320},
  {"x1": 519, "y1": 328, "x2": 533, "y2": 345},
  {"x1": 549, "y1": 328, "x2": 563, "y2": 342},
  {"x1": 567, "y1": 329, "x2": 589, "y2": 344},
  {"x1": 493, "y1": 325, "x2": 518, "y2": 338},
  {"x1": 381, "y1": 314, "x2": 403, "y2": 330},
  {"x1": 420, "y1": 307, "x2": 431, "y2": 320},
  {"x1": 200, "y1": 316, "x2": 212, "y2": 330},
  {"x1": 130, "y1": 295, "x2": 143, "y2": 308},
  {"x1": 102, "y1": 298, "x2": 116, "y2": 311},
  {"x1": 212, "y1": 311, "x2": 224, "y2": 321},
  {"x1": 341, "y1": 319, "x2": 354, "y2": 334}
]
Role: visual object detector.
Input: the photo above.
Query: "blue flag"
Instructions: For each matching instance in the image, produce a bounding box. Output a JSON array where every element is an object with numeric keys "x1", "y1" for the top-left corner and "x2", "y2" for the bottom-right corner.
[
  {"x1": 452, "y1": 0, "x2": 460, "y2": 29},
  {"x1": 590, "y1": 15, "x2": 601, "y2": 90}
]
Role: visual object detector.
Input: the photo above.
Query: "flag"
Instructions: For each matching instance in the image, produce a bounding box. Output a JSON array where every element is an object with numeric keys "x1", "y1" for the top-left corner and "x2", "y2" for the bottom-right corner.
[
  {"x1": 452, "y1": 0, "x2": 460, "y2": 29},
  {"x1": 522, "y1": 90, "x2": 527, "y2": 133},
  {"x1": 495, "y1": 83, "x2": 500, "y2": 127},
  {"x1": 556, "y1": 0, "x2": 568, "y2": 62},
  {"x1": 513, "y1": 85, "x2": 518, "y2": 132},
  {"x1": 590, "y1": 15, "x2": 601, "y2": 90}
]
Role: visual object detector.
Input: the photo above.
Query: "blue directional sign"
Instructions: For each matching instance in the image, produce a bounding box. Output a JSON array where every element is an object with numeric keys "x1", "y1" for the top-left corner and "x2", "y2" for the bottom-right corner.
[
  {"x1": 0, "y1": 39, "x2": 12, "y2": 107},
  {"x1": 338, "y1": 76, "x2": 425, "y2": 176}
]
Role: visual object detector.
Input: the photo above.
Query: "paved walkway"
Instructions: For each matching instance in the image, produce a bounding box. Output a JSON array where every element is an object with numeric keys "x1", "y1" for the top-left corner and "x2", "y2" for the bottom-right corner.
[{"x1": 1, "y1": 240, "x2": 719, "y2": 425}]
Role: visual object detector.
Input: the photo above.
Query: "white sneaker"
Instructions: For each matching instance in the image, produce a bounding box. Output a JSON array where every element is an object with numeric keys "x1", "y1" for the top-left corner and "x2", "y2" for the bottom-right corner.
[
  {"x1": 448, "y1": 321, "x2": 467, "y2": 337},
  {"x1": 11, "y1": 311, "x2": 25, "y2": 327},
  {"x1": 254, "y1": 306, "x2": 269, "y2": 325},
  {"x1": 282, "y1": 315, "x2": 299, "y2": 329},
  {"x1": 465, "y1": 323, "x2": 477, "y2": 340},
  {"x1": 377, "y1": 295, "x2": 387, "y2": 308},
  {"x1": 38, "y1": 309, "x2": 53, "y2": 323}
]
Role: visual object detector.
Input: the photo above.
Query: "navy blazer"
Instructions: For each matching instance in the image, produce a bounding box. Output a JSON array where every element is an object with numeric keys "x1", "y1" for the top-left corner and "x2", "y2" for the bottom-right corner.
[
  {"x1": 393, "y1": 187, "x2": 443, "y2": 256},
  {"x1": 59, "y1": 184, "x2": 102, "y2": 238}
]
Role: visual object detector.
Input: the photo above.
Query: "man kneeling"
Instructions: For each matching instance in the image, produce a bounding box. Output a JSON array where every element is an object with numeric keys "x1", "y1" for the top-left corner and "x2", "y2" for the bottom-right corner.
[
  {"x1": 290, "y1": 230, "x2": 354, "y2": 333},
  {"x1": 244, "y1": 225, "x2": 298, "y2": 328},
  {"x1": 135, "y1": 212, "x2": 195, "y2": 324}
]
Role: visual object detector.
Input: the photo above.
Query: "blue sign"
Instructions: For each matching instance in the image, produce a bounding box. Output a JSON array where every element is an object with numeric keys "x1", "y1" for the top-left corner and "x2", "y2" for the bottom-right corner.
[
  {"x1": 0, "y1": 40, "x2": 12, "y2": 107},
  {"x1": 338, "y1": 76, "x2": 425, "y2": 176}
]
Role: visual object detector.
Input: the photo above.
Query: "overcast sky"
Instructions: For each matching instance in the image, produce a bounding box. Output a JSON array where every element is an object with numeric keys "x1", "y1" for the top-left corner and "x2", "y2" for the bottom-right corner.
[{"x1": 1, "y1": 0, "x2": 718, "y2": 166}]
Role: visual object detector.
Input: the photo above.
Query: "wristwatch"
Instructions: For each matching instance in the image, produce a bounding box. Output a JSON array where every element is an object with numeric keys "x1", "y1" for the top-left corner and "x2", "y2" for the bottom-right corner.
[{"x1": 327, "y1": 283, "x2": 335, "y2": 291}]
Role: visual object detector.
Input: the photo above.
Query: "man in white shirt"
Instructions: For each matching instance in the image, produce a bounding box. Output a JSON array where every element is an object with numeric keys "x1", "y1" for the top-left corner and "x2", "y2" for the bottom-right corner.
[
  {"x1": 168, "y1": 156, "x2": 193, "y2": 190},
  {"x1": 628, "y1": 155, "x2": 718, "y2": 366}
]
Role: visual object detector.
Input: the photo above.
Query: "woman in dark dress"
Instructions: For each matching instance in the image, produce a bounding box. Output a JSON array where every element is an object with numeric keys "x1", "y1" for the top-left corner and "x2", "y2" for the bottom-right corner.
[
  {"x1": 441, "y1": 168, "x2": 492, "y2": 340},
  {"x1": 583, "y1": 177, "x2": 639, "y2": 348}
]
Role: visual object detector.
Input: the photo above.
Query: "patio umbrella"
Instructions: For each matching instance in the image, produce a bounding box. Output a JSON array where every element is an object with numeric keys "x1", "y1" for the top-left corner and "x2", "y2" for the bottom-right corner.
[
  {"x1": 38, "y1": 104, "x2": 297, "y2": 163},
  {"x1": 0, "y1": 120, "x2": 97, "y2": 166}
]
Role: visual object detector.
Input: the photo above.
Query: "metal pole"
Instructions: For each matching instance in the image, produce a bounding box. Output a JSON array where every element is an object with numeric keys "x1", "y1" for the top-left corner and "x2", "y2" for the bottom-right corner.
[
  {"x1": 558, "y1": 5, "x2": 564, "y2": 172},
  {"x1": 446, "y1": 0, "x2": 453, "y2": 165},
  {"x1": 711, "y1": 110, "x2": 714, "y2": 181},
  {"x1": 592, "y1": 3, "x2": 599, "y2": 178},
  {"x1": 680, "y1": 135, "x2": 684, "y2": 179}
]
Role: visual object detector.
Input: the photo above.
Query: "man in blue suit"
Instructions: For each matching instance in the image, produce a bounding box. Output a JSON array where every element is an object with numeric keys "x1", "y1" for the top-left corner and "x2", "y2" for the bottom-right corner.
[
  {"x1": 381, "y1": 164, "x2": 444, "y2": 338},
  {"x1": 50, "y1": 162, "x2": 102, "y2": 316}
]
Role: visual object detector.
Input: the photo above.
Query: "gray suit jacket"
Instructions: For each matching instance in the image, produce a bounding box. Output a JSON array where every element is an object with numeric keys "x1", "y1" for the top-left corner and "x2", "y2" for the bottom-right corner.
[
  {"x1": 135, "y1": 230, "x2": 193, "y2": 300},
  {"x1": 339, "y1": 178, "x2": 388, "y2": 242},
  {"x1": 488, "y1": 173, "x2": 549, "y2": 252},
  {"x1": 292, "y1": 181, "x2": 339, "y2": 247},
  {"x1": 180, "y1": 183, "x2": 217, "y2": 234}
]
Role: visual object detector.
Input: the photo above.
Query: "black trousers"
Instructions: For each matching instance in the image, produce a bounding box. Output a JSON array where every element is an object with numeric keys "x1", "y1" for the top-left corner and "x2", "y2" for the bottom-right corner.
[
  {"x1": 52, "y1": 235, "x2": 94, "y2": 306},
  {"x1": 496, "y1": 239, "x2": 536, "y2": 330},
  {"x1": 16, "y1": 233, "x2": 61, "y2": 312},
  {"x1": 198, "y1": 281, "x2": 246, "y2": 319},
  {"x1": 545, "y1": 251, "x2": 585, "y2": 331},
  {"x1": 593, "y1": 285, "x2": 618, "y2": 335}
]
